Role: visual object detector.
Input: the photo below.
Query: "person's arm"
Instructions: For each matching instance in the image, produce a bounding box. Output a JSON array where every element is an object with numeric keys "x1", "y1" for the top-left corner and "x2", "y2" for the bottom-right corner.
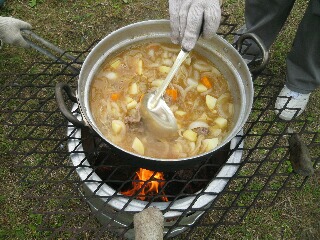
[
  {"x1": 169, "y1": 0, "x2": 222, "y2": 52},
  {"x1": 0, "y1": 16, "x2": 32, "y2": 48}
]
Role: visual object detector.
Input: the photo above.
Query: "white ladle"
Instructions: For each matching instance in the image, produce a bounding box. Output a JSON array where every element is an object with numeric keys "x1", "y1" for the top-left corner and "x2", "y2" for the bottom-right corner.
[{"x1": 140, "y1": 49, "x2": 189, "y2": 138}]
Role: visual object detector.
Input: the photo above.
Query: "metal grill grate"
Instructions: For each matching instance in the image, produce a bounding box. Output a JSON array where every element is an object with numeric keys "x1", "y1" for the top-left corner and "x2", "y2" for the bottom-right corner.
[{"x1": 1, "y1": 15, "x2": 319, "y2": 239}]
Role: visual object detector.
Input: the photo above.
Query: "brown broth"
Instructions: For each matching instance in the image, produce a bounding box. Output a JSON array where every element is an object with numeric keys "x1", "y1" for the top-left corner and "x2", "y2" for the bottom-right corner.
[{"x1": 90, "y1": 43, "x2": 234, "y2": 159}]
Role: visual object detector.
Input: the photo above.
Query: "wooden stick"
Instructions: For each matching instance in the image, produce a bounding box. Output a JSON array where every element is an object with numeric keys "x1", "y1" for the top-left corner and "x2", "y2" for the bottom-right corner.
[{"x1": 134, "y1": 207, "x2": 164, "y2": 240}]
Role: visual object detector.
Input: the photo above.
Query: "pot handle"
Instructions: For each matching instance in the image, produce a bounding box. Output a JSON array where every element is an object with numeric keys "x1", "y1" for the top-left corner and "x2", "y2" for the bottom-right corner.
[
  {"x1": 236, "y1": 32, "x2": 269, "y2": 75},
  {"x1": 55, "y1": 83, "x2": 86, "y2": 128}
]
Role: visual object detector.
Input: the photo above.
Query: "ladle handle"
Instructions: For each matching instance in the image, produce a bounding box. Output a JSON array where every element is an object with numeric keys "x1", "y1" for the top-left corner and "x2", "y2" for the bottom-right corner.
[
  {"x1": 21, "y1": 30, "x2": 80, "y2": 74},
  {"x1": 151, "y1": 49, "x2": 189, "y2": 108}
]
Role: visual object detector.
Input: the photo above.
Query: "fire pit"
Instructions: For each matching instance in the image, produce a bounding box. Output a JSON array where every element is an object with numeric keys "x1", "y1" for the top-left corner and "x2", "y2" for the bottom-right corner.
[{"x1": 67, "y1": 103, "x2": 244, "y2": 238}]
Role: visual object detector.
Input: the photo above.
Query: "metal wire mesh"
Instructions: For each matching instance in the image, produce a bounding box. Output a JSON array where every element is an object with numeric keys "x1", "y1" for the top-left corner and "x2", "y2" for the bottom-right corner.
[{"x1": 1, "y1": 15, "x2": 319, "y2": 240}]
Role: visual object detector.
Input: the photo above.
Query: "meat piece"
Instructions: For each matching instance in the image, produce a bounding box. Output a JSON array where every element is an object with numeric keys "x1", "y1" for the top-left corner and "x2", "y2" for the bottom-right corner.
[
  {"x1": 163, "y1": 94, "x2": 174, "y2": 105},
  {"x1": 124, "y1": 108, "x2": 141, "y2": 123},
  {"x1": 124, "y1": 107, "x2": 144, "y2": 133},
  {"x1": 127, "y1": 121, "x2": 145, "y2": 133},
  {"x1": 194, "y1": 127, "x2": 210, "y2": 135}
]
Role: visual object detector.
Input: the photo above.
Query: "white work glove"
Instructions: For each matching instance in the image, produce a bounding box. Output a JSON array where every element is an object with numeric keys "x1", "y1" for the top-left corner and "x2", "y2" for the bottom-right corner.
[
  {"x1": 169, "y1": 0, "x2": 221, "y2": 52},
  {"x1": 0, "y1": 17, "x2": 32, "y2": 48}
]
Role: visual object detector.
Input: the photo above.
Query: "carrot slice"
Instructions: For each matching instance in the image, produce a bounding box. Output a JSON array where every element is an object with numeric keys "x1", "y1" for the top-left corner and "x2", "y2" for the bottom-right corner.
[
  {"x1": 201, "y1": 76, "x2": 212, "y2": 89},
  {"x1": 139, "y1": 93, "x2": 145, "y2": 102},
  {"x1": 166, "y1": 89, "x2": 178, "y2": 101},
  {"x1": 110, "y1": 93, "x2": 120, "y2": 101}
]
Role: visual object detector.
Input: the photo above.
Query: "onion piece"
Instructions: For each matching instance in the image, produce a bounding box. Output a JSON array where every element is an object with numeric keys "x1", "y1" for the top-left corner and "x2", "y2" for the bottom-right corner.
[
  {"x1": 185, "y1": 56, "x2": 191, "y2": 65},
  {"x1": 162, "y1": 58, "x2": 173, "y2": 66},
  {"x1": 187, "y1": 78, "x2": 198, "y2": 86},
  {"x1": 161, "y1": 46, "x2": 180, "y2": 53},
  {"x1": 211, "y1": 66, "x2": 222, "y2": 77},
  {"x1": 216, "y1": 93, "x2": 231, "y2": 118},
  {"x1": 172, "y1": 142, "x2": 183, "y2": 156},
  {"x1": 189, "y1": 142, "x2": 196, "y2": 152},
  {"x1": 193, "y1": 70, "x2": 200, "y2": 81},
  {"x1": 200, "y1": 88, "x2": 213, "y2": 96},
  {"x1": 104, "y1": 72, "x2": 117, "y2": 80},
  {"x1": 190, "y1": 134, "x2": 205, "y2": 155},
  {"x1": 148, "y1": 63, "x2": 160, "y2": 68},
  {"x1": 193, "y1": 60, "x2": 212, "y2": 71},
  {"x1": 185, "y1": 85, "x2": 196, "y2": 94},
  {"x1": 188, "y1": 121, "x2": 209, "y2": 130},
  {"x1": 148, "y1": 49, "x2": 155, "y2": 58},
  {"x1": 178, "y1": 65, "x2": 188, "y2": 84},
  {"x1": 191, "y1": 98, "x2": 200, "y2": 111}
]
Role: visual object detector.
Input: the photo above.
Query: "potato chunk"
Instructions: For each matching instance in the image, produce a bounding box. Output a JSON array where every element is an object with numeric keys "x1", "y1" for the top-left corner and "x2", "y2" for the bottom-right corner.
[
  {"x1": 111, "y1": 59, "x2": 121, "y2": 69},
  {"x1": 210, "y1": 125, "x2": 222, "y2": 137},
  {"x1": 127, "y1": 100, "x2": 138, "y2": 110},
  {"x1": 151, "y1": 79, "x2": 164, "y2": 87},
  {"x1": 132, "y1": 137, "x2": 145, "y2": 155},
  {"x1": 202, "y1": 138, "x2": 219, "y2": 151},
  {"x1": 206, "y1": 95, "x2": 217, "y2": 110},
  {"x1": 129, "y1": 82, "x2": 139, "y2": 95},
  {"x1": 183, "y1": 129, "x2": 198, "y2": 142},
  {"x1": 175, "y1": 110, "x2": 187, "y2": 117},
  {"x1": 196, "y1": 83, "x2": 208, "y2": 93},
  {"x1": 125, "y1": 96, "x2": 134, "y2": 104},
  {"x1": 112, "y1": 120, "x2": 125, "y2": 134},
  {"x1": 159, "y1": 66, "x2": 171, "y2": 74},
  {"x1": 214, "y1": 117, "x2": 228, "y2": 129}
]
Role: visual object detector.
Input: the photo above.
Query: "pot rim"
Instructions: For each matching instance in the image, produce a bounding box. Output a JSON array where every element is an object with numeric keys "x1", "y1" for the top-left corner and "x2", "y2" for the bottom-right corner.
[{"x1": 77, "y1": 19, "x2": 252, "y2": 162}]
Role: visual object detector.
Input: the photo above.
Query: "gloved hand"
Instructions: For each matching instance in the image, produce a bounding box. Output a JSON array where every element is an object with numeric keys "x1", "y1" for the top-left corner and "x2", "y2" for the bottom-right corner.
[
  {"x1": 0, "y1": 17, "x2": 32, "y2": 48},
  {"x1": 169, "y1": 0, "x2": 221, "y2": 52}
]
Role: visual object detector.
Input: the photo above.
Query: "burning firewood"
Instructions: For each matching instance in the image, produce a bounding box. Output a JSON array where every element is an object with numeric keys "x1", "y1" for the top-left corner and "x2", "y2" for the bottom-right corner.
[
  {"x1": 134, "y1": 207, "x2": 164, "y2": 240},
  {"x1": 122, "y1": 168, "x2": 168, "y2": 202}
]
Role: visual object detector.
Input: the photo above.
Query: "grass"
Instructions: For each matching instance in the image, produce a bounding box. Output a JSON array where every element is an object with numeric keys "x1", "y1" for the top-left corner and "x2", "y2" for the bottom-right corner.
[{"x1": 1, "y1": 0, "x2": 319, "y2": 239}]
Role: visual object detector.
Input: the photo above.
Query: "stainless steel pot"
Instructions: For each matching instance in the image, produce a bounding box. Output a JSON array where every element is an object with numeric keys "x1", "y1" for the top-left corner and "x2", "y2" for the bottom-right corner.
[{"x1": 55, "y1": 20, "x2": 268, "y2": 171}]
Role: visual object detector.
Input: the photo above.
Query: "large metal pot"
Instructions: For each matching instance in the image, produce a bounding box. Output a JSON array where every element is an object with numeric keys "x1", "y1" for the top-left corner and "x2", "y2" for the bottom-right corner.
[{"x1": 56, "y1": 20, "x2": 268, "y2": 171}]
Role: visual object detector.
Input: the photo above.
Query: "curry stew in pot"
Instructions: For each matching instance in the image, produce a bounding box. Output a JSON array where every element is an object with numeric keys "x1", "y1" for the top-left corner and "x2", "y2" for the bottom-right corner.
[{"x1": 90, "y1": 43, "x2": 234, "y2": 159}]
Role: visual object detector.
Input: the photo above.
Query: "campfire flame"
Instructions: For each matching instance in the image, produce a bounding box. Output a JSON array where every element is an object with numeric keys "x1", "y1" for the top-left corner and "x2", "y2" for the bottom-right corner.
[{"x1": 122, "y1": 168, "x2": 168, "y2": 202}]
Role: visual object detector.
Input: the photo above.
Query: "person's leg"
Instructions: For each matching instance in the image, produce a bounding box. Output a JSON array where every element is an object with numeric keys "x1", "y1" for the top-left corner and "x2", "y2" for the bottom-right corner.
[
  {"x1": 236, "y1": 0, "x2": 296, "y2": 61},
  {"x1": 285, "y1": 0, "x2": 320, "y2": 93},
  {"x1": 245, "y1": 0, "x2": 296, "y2": 50},
  {"x1": 275, "y1": 0, "x2": 320, "y2": 120}
]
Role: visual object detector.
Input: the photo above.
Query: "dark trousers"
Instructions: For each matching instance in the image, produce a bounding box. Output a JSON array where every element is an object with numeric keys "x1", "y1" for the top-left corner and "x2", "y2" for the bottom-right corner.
[{"x1": 245, "y1": 0, "x2": 320, "y2": 93}]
